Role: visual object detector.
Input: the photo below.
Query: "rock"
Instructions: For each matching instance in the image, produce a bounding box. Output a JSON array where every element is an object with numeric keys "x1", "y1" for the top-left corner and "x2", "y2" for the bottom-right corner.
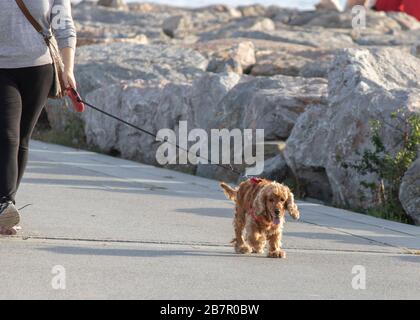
[
  {"x1": 97, "y1": 0, "x2": 128, "y2": 10},
  {"x1": 128, "y1": 2, "x2": 183, "y2": 14},
  {"x1": 354, "y1": 29, "x2": 420, "y2": 46},
  {"x1": 315, "y1": 0, "x2": 342, "y2": 11},
  {"x1": 73, "y1": 2, "x2": 169, "y2": 43},
  {"x1": 260, "y1": 153, "x2": 289, "y2": 182},
  {"x1": 193, "y1": 40, "x2": 256, "y2": 74},
  {"x1": 237, "y1": 4, "x2": 267, "y2": 17},
  {"x1": 190, "y1": 39, "x2": 312, "y2": 74},
  {"x1": 284, "y1": 48, "x2": 420, "y2": 207},
  {"x1": 188, "y1": 72, "x2": 244, "y2": 181},
  {"x1": 262, "y1": 141, "x2": 287, "y2": 159},
  {"x1": 75, "y1": 21, "x2": 149, "y2": 46},
  {"x1": 199, "y1": 17, "x2": 276, "y2": 41},
  {"x1": 218, "y1": 75, "x2": 328, "y2": 140},
  {"x1": 74, "y1": 42, "x2": 208, "y2": 98},
  {"x1": 78, "y1": 71, "x2": 327, "y2": 181},
  {"x1": 45, "y1": 43, "x2": 208, "y2": 133},
  {"x1": 399, "y1": 158, "x2": 420, "y2": 225},
  {"x1": 83, "y1": 80, "x2": 192, "y2": 165},
  {"x1": 219, "y1": 27, "x2": 355, "y2": 49},
  {"x1": 283, "y1": 9, "x2": 404, "y2": 33},
  {"x1": 299, "y1": 49, "x2": 336, "y2": 78},
  {"x1": 189, "y1": 72, "x2": 242, "y2": 130},
  {"x1": 251, "y1": 51, "x2": 311, "y2": 77},
  {"x1": 83, "y1": 72, "x2": 241, "y2": 170},
  {"x1": 412, "y1": 43, "x2": 420, "y2": 57},
  {"x1": 386, "y1": 12, "x2": 420, "y2": 31},
  {"x1": 193, "y1": 5, "x2": 242, "y2": 18},
  {"x1": 163, "y1": 15, "x2": 193, "y2": 38}
]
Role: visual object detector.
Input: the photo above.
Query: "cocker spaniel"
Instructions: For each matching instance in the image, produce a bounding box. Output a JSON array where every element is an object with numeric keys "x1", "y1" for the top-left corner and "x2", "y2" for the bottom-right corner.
[{"x1": 220, "y1": 178, "x2": 300, "y2": 259}]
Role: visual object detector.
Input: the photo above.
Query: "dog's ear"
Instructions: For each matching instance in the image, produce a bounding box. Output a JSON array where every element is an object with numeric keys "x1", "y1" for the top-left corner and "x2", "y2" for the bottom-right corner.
[
  {"x1": 253, "y1": 185, "x2": 268, "y2": 216},
  {"x1": 220, "y1": 182, "x2": 237, "y2": 201},
  {"x1": 286, "y1": 188, "x2": 300, "y2": 220}
]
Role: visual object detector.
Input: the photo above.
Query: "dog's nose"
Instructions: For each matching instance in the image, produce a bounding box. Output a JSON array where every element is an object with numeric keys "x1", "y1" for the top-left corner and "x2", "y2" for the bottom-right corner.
[{"x1": 274, "y1": 209, "x2": 280, "y2": 216}]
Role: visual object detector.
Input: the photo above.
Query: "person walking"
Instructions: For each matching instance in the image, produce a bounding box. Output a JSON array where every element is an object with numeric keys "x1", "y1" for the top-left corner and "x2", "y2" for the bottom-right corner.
[{"x1": 0, "y1": 0, "x2": 77, "y2": 235}]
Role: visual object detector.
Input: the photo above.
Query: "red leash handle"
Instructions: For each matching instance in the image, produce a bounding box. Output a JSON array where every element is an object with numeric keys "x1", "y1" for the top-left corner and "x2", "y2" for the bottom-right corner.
[{"x1": 66, "y1": 87, "x2": 85, "y2": 113}]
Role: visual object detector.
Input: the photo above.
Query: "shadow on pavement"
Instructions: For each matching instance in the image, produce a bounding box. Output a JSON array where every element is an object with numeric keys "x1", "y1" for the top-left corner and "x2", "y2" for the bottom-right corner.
[
  {"x1": 175, "y1": 207, "x2": 232, "y2": 219},
  {"x1": 396, "y1": 255, "x2": 420, "y2": 264},
  {"x1": 286, "y1": 231, "x2": 390, "y2": 249},
  {"x1": 22, "y1": 176, "x2": 225, "y2": 201},
  {"x1": 37, "y1": 246, "x2": 260, "y2": 259}
]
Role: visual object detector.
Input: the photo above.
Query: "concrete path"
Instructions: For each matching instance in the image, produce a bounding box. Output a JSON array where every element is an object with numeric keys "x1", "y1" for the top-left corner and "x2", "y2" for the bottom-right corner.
[{"x1": 0, "y1": 141, "x2": 419, "y2": 299}]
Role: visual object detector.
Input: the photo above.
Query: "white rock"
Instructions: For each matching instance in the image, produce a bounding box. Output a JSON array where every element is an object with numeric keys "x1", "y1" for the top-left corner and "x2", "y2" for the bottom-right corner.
[
  {"x1": 400, "y1": 158, "x2": 420, "y2": 225},
  {"x1": 285, "y1": 48, "x2": 420, "y2": 207}
]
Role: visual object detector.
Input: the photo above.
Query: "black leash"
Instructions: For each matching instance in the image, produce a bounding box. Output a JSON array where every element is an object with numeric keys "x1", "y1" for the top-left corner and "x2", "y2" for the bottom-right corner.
[{"x1": 78, "y1": 97, "x2": 243, "y2": 177}]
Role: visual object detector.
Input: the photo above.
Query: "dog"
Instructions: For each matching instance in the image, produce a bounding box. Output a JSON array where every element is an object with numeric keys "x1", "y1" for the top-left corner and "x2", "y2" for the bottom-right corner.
[{"x1": 220, "y1": 178, "x2": 300, "y2": 259}]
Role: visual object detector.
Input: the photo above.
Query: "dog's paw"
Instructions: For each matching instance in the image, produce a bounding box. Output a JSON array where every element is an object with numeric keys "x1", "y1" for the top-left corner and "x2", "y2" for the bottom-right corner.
[
  {"x1": 252, "y1": 247, "x2": 265, "y2": 254},
  {"x1": 267, "y1": 250, "x2": 286, "y2": 259},
  {"x1": 235, "y1": 244, "x2": 252, "y2": 254}
]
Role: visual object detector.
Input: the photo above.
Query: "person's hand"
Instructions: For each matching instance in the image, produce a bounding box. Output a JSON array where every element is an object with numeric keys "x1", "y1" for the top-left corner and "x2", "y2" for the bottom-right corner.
[{"x1": 62, "y1": 68, "x2": 77, "y2": 89}]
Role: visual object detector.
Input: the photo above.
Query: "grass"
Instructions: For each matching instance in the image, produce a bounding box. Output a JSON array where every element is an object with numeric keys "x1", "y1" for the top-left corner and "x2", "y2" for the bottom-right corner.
[{"x1": 32, "y1": 111, "x2": 101, "y2": 153}]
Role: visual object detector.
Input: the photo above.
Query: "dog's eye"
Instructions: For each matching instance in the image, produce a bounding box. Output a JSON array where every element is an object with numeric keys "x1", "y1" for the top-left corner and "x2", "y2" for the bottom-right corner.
[
  {"x1": 269, "y1": 198, "x2": 275, "y2": 202},
  {"x1": 280, "y1": 198, "x2": 285, "y2": 202}
]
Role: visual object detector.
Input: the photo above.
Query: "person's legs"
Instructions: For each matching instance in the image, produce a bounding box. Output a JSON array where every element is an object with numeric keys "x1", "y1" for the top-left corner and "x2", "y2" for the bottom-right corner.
[
  {"x1": 0, "y1": 69, "x2": 22, "y2": 204},
  {"x1": 15, "y1": 64, "x2": 53, "y2": 192}
]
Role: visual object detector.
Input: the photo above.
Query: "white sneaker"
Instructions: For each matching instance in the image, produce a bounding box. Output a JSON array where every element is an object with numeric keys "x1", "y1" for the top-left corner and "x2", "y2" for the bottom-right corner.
[{"x1": 0, "y1": 202, "x2": 21, "y2": 230}]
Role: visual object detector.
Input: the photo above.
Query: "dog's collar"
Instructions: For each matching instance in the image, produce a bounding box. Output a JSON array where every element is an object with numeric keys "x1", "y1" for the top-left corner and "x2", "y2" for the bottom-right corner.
[{"x1": 250, "y1": 177, "x2": 263, "y2": 185}]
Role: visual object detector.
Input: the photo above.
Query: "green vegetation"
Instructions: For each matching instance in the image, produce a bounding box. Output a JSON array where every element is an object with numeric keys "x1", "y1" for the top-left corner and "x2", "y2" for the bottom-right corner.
[
  {"x1": 342, "y1": 110, "x2": 420, "y2": 224},
  {"x1": 33, "y1": 111, "x2": 100, "y2": 153}
]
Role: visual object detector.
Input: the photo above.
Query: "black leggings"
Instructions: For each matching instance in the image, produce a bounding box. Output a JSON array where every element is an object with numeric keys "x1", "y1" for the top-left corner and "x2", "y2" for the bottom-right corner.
[{"x1": 0, "y1": 64, "x2": 53, "y2": 203}]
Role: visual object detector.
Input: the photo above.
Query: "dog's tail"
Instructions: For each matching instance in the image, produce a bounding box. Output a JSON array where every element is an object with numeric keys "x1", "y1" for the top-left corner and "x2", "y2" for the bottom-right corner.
[{"x1": 220, "y1": 182, "x2": 238, "y2": 201}]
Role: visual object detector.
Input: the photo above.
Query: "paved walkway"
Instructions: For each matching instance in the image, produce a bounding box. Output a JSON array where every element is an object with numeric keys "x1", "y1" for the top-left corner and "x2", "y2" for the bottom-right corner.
[{"x1": 0, "y1": 141, "x2": 419, "y2": 299}]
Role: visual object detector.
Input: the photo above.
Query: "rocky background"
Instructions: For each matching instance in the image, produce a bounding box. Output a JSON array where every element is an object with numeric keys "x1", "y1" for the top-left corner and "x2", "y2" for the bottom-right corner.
[{"x1": 43, "y1": 0, "x2": 420, "y2": 224}]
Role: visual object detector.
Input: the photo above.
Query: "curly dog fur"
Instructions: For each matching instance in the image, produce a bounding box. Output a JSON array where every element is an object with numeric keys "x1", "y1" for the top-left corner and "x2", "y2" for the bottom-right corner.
[{"x1": 220, "y1": 179, "x2": 300, "y2": 259}]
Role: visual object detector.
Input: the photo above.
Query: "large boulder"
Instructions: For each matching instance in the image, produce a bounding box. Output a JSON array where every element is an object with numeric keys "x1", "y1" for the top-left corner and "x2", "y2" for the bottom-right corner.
[
  {"x1": 163, "y1": 15, "x2": 193, "y2": 38},
  {"x1": 399, "y1": 158, "x2": 420, "y2": 225},
  {"x1": 79, "y1": 71, "x2": 327, "y2": 181},
  {"x1": 260, "y1": 153, "x2": 289, "y2": 182},
  {"x1": 284, "y1": 48, "x2": 420, "y2": 207},
  {"x1": 83, "y1": 80, "x2": 191, "y2": 165},
  {"x1": 46, "y1": 43, "x2": 208, "y2": 132},
  {"x1": 217, "y1": 75, "x2": 328, "y2": 140},
  {"x1": 82, "y1": 72, "x2": 241, "y2": 169},
  {"x1": 74, "y1": 43, "x2": 208, "y2": 98},
  {"x1": 251, "y1": 48, "x2": 334, "y2": 78}
]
